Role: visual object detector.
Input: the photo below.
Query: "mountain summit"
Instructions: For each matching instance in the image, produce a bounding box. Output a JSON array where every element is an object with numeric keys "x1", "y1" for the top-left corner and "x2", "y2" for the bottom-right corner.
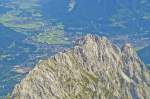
[{"x1": 11, "y1": 35, "x2": 150, "y2": 99}]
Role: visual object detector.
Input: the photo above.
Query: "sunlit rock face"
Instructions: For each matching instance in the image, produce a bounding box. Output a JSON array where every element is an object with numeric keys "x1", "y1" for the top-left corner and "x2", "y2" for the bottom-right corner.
[{"x1": 11, "y1": 35, "x2": 150, "y2": 99}]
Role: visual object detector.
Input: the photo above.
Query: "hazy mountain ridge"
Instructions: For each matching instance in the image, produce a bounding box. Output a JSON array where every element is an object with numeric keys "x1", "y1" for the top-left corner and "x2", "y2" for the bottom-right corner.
[{"x1": 11, "y1": 35, "x2": 150, "y2": 99}]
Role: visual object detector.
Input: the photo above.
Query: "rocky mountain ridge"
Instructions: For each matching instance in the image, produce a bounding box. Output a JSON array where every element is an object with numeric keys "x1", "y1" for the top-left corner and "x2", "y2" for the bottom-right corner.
[{"x1": 11, "y1": 34, "x2": 150, "y2": 99}]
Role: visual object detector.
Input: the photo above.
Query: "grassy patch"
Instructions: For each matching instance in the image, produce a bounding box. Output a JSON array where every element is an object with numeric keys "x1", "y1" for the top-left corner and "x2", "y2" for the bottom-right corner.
[
  {"x1": 0, "y1": 53, "x2": 10, "y2": 61},
  {"x1": 33, "y1": 30, "x2": 69, "y2": 45},
  {"x1": 32, "y1": 23, "x2": 69, "y2": 45}
]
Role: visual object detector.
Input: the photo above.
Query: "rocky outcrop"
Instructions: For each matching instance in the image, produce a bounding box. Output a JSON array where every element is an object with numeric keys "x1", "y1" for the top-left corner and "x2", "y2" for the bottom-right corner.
[{"x1": 11, "y1": 34, "x2": 150, "y2": 99}]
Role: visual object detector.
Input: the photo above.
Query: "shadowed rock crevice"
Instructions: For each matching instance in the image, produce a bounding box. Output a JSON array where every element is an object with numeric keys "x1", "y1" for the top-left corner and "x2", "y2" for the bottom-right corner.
[{"x1": 12, "y1": 34, "x2": 150, "y2": 99}]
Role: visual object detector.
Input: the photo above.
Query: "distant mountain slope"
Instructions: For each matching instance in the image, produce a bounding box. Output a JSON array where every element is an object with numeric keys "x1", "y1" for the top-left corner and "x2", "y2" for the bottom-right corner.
[
  {"x1": 11, "y1": 35, "x2": 150, "y2": 99},
  {"x1": 138, "y1": 46, "x2": 150, "y2": 64}
]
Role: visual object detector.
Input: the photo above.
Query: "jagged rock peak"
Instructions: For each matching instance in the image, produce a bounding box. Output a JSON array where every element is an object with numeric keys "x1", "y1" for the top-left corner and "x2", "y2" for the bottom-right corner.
[
  {"x1": 75, "y1": 34, "x2": 110, "y2": 46},
  {"x1": 122, "y1": 43, "x2": 135, "y2": 55},
  {"x1": 11, "y1": 34, "x2": 150, "y2": 99}
]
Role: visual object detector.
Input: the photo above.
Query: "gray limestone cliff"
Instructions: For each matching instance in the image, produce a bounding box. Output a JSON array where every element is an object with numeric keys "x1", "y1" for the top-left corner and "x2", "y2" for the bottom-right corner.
[{"x1": 11, "y1": 35, "x2": 150, "y2": 99}]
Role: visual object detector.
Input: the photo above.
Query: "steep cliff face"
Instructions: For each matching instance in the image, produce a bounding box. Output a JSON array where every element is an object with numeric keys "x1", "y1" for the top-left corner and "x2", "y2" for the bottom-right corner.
[{"x1": 11, "y1": 35, "x2": 150, "y2": 99}]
